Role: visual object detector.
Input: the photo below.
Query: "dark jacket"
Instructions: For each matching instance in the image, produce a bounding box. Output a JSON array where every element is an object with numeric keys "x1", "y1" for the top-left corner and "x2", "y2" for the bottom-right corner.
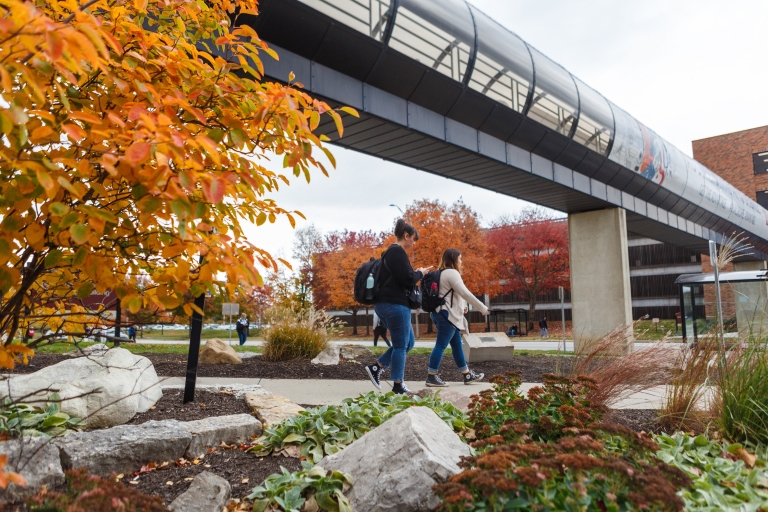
[{"x1": 375, "y1": 244, "x2": 423, "y2": 307}]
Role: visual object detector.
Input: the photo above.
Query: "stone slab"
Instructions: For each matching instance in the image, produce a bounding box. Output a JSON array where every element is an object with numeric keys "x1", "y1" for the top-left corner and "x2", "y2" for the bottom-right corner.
[
  {"x1": 169, "y1": 471, "x2": 231, "y2": 512},
  {"x1": 181, "y1": 414, "x2": 262, "y2": 458},
  {"x1": 0, "y1": 437, "x2": 65, "y2": 504},
  {"x1": 311, "y1": 344, "x2": 340, "y2": 365},
  {"x1": 462, "y1": 332, "x2": 515, "y2": 362},
  {"x1": 415, "y1": 388, "x2": 472, "y2": 413},
  {"x1": 245, "y1": 393, "x2": 304, "y2": 427}
]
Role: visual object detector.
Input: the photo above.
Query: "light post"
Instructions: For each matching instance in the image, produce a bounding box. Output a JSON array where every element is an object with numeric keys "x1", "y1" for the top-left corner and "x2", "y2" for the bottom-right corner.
[{"x1": 389, "y1": 204, "x2": 404, "y2": 216}]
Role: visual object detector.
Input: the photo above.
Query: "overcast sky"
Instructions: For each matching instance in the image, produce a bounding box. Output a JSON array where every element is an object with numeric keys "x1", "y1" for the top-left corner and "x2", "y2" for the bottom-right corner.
[{"x1": 244, "y1": 0, "x2": 768, "y2": 267}]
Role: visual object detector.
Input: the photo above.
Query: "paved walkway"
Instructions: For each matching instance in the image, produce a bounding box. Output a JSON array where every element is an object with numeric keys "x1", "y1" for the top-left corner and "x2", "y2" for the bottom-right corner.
[{"x1": 157, "y1": 376, "x2": 666, "y2": 410}]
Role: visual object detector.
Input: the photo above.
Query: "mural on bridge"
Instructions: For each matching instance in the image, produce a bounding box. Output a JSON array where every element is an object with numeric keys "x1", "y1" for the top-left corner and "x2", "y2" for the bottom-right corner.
[{"x1": 637, "y1": 122, "x2": 667, "y2": 185}]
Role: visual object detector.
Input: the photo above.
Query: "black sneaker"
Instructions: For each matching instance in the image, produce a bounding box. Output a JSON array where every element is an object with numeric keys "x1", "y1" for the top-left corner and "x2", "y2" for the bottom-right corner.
[
  {"x1": 463, "y1": 369, "x2": 484, "y2": 384},
  {"x1": 425, "y1": 374, "x2": 448, "y2": 387},
  {"x1": 365, "y1": 363, "x2": 383, "y2": 391},
  {"x1": 392, "y1": 382, "x2": 411, "y2": 395}
]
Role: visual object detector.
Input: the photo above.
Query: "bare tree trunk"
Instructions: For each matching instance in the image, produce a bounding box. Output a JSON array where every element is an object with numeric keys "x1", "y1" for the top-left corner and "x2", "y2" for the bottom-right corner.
[
  {"x1": 352, "y1": 309, "x2": 358, "y2": 335},
  {"x1": 365, "y1": 307, "x2": 370, "y2": 336},
  {"x1": 529, "y1": 295, "x2": 537, "y2": 331}
]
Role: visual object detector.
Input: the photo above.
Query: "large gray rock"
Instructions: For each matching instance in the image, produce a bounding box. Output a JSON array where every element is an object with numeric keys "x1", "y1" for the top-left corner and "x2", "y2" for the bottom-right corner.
[
  {"x1": 415, "y1": 388, "x2": 472, "y2": 413},
  {"x1": 169, "y1": 471, "x2": 231, "y2": 512},
  {"x1": 0, "y1": 348, "x2": 162, "y2": 428},
  {"x1": 462, "y1": 332, "x2": 515, "y2": 363},
  {"x1": 340, "y1": 344, "x2": 373, "y2": 360},
  {"x1": 0, "y1": 437, "x2": 65, "y2": 504},
  {"x1": 318, "y1": 406, "x2": 470, "y2": 511},
  {"x1": 311, "y1": 344, "x2": 340, "y2": 365},
  {"x1": 55, "y1": 420, "x2": 191, "y2": 476},
  {"x1": 182, "y1": 414, "x2": 262, "y2": 458}
]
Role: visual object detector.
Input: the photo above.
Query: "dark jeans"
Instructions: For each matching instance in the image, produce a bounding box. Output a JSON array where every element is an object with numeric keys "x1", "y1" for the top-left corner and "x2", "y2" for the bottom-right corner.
[
  {"x1": 373, "y1": 326, "x2": 390, "y2": 347},
  {"x1": 374, "y1": 302, "x2": 414, "y2": 382},
  {"x1": 428, "y1": 310, "x2": 468, "y2": 373},
  {"x1": 238, "y1": 331, "x2": 247, "y2": 345}
]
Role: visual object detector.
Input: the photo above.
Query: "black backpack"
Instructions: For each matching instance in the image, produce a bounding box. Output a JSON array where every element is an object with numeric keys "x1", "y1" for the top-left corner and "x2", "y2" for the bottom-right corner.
[
  {"x1": 354, "y1": 255, "x2": 387, "y2": 305},
  {"x1": 420, "y1": 270, "x2": 453, "y2": 313}
]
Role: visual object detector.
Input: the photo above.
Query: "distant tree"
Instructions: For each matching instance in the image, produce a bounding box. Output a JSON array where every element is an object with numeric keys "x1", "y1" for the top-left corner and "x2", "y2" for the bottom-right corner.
[
  {"x1": 401, "y1": 199, "x2": 501, "y2": 299},
  {"x1": 313, "y1": 231, "x2": 385, "y2": 334},
  {"x1": 265, "y1": 268, "x2": 305, "y2": 314},
  {"x1": 292, "y1": 224, "x2": 323, "y2": 310},
  {"x1": 487, "y1": 208, "x2": 569, "y2": 329}
]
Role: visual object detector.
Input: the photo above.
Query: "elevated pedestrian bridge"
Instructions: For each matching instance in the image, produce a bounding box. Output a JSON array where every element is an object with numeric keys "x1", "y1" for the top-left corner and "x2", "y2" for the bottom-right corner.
[{"x1": 242, "y1": 0, "x2": 768, "y2": 348}]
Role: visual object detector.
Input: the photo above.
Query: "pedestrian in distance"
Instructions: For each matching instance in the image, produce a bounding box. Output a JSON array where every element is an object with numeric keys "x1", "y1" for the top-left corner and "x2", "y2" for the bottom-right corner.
[
  {"x1": 425, "y1": 248, "x2": 487, "y2": 387},
  {"x1": 506, "y1": 325, "x2": 516, "y2": 337},
  {"x1": 236, "y1": 313, "x2": 249, "y2": 346},
  {"x1": 539, "y1": 317, "x2": 549, "y2": 338},
  {"x1": 372, "y1": 311, "x2": 390, "y2": 347},
  {"x1": 365, "y1": 219, "x2": 431, "y2": 395},
  {"x1": 127, "y1": 325, "x2": 137, "y2": 342}
]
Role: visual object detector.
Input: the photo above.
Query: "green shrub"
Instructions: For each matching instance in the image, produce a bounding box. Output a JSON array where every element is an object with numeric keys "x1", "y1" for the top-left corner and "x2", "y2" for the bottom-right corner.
[
  {"x1": 470, "y1": 372, "x2": 602, "y2": 446},
  {"x1": 715, "y1": 342, "x2": 768, "y2": 446},
  {"x1": 262, "y1": 307, "x2": 331, "y2": 361},
  {"x1": 27, "y1": 468, "x2": 167, "y2": 511},
  {"x1": 0, "y1": 393, "x2": 83, "y2": 438},
  {"x1": 249, "y1": 391, "x2": 469, "y2": 463},
  {"x1": 247, "y1": 464, "x2": 353, "y2": 512},
  {"x1": 434, "y1": 423, "x2": 691, "y2": 512},
  {"x1": 655, "y1": 432, "x2": 768, "y2": 511}
]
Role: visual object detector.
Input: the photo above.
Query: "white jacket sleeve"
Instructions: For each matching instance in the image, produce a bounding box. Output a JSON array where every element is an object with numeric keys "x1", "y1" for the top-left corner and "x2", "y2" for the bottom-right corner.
[{"x1": 444, "y1": 270, "x2": 487, "y2": 314}]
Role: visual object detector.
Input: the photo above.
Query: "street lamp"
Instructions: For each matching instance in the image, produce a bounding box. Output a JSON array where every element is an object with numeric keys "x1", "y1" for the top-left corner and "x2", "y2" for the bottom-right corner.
[{"x1": 389, "y1": 204, "x2": 404, "y2": 216}]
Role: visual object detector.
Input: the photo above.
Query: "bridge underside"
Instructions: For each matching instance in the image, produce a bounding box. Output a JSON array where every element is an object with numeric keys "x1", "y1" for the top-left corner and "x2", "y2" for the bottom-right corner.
[{"x1": 316, "y1": 110, "x2": 713, "y2": 255}]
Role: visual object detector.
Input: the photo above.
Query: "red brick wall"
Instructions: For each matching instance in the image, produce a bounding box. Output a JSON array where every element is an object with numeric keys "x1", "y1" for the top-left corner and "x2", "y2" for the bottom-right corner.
[{"x1": 692, "y1": 126, "x2": 768, "y2": 199}]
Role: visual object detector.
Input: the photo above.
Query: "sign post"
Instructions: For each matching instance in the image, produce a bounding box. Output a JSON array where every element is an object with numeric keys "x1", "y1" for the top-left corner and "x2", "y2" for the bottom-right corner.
[
  {"x1": 222, "y1": 303, "x2": 239, "y2": 345},
  {"x1": 652, "y1": 317, "x2": 660, "y2": 332}
]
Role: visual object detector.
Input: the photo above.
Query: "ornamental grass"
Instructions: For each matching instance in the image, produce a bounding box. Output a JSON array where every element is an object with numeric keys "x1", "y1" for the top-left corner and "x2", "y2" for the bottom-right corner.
[{"x1": 261, "y1": 307, "x2": 333, "y2": 361}]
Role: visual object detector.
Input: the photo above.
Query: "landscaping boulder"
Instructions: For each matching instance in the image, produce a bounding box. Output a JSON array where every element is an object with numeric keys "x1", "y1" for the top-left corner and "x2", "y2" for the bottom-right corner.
[
  {"x1": 55, "y1": 419, "x2": 191, "y2": 477},
  {"x1": 0, "y1": 347, "x2": 162, "y2": 428},
  {"x1": 340, "y1": 344, "x2": 373, "y2": 360},
  {"x1": 415, "y1": 388, "x2": 472, "y2": 413},
  {"x1": 318, "y1": 406, "x2": 470, "y2": 511},
  {"x1": 182, "y1": 414, "x2": 262, "y2": 458},
  {"x1": 67, "y1": 342, "x2": 109, "y2": 357},
  {"x1": 199, "y1": 338, "x2": 242, "y2": 364},
  {"x1": 311, "y1": 344, "x2": 340, "y2": 365},
  {"x1": 169, "y1": 471, "x2": 231, "y2": 512},
  {"x1": 245, "y1": 393, "x2": 304, "y2": 427},
  {"x1": 0, "y1": 437, "x2": 65, "y2": 504}
]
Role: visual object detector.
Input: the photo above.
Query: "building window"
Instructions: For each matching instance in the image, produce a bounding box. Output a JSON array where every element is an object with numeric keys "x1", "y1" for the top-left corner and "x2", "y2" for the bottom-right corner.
[
  {"x1": 754, "y1": 151, "x2": 768, "y2": 175},
  {"x1": 757, "y1": 190, "x2": 768, "y2": 209}
]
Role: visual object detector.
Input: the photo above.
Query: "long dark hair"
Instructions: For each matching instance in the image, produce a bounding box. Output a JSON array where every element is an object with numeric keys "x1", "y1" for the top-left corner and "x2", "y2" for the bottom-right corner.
[
  {"x1": 438, "y1": 248, "x2": 462, "y2": 274},
  {"x1": 394, "y1": 218, "x2": 419, "y2": 241}
]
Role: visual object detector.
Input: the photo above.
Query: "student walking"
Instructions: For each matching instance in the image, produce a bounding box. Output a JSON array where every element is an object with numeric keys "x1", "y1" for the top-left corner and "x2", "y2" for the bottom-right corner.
[
  {"x1": 372, "y1": 311, "x2": 390, "y2": 347},
  {"x1": 127, "y1": 325, "x2": 137, "y2": 342},
  {"x1": 365, "y1": 219, "x2": 431, "y2": 394},
  {"x1": 236, "y1": 313, "x2": 249, "y2": 346},
  {"x1": 425, "y1": 248, "x2": 487, "y2": 387},
  {"x1": 539, "y1": 317, "x2": 549, "y2": 338}
]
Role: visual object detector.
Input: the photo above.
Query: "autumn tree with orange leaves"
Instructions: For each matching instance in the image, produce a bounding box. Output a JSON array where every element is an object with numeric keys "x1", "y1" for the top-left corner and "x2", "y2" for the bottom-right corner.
[
  {"x1": 313, "y1": 231, "x2": 385, "y2": 335},
  {"x1": 487, "y1": 208, "x2": 569, "y2": 329},
  {"x1": 400, "y1": 199, "x2": 500, "y2": 299},
  {"x1": 0, "y1": 0, "x2": 355, "y2": 367}
]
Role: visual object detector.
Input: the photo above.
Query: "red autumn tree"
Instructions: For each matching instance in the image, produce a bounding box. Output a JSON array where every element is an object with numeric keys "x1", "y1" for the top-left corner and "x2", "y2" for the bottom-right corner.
[
  {"x1": 487, "y1": 208, "x2": 569, "y2": 328},
  {"x1": 313, "y1": 230, "x2": 386, "y2": 334}
]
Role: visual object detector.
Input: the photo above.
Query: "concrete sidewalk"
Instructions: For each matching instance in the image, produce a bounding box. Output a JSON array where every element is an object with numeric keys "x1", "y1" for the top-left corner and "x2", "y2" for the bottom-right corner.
[{"x1": 158, "y1": 376, "x2": 666, "y2": 410}]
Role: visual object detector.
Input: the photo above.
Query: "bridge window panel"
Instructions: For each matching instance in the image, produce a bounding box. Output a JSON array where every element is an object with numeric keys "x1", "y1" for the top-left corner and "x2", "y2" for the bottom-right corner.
[
  {"x1": 297, "y1": 0, "x2": 393, "y2": 41},
  {"x1": 526, "y1": 47, "x2": 579, "y2": 137},
  {"x1": 390, "y1": 0, "x2": 475, "y2": 82},
  {"x1": 572, "y1": 78, "x2": 614, "y2": 156},
  {"x1": 468, "y1": 7, "x2": 533, "y2": 114}
]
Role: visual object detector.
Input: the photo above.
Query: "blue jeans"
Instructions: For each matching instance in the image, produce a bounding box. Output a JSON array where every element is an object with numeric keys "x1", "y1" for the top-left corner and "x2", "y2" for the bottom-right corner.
[
  {"x1": 429, "y1": 310, "x2": 467, "y2": 373},
  {"x1": 238, "y1": 331, "x2": 247, "y2": 345},
  {"x1": 374, "y1": 302, "x2": 414, "y2": 382}
]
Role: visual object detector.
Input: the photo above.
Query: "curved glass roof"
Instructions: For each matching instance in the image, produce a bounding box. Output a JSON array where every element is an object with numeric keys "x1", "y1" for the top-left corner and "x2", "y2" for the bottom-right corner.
[{"x1": 294, "y1": 0, "x2": 768, "y2": 244}]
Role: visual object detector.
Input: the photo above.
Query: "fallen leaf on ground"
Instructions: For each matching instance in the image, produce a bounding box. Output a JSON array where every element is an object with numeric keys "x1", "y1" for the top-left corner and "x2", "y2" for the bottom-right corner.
[
  {"x1": 175, "y1": 458, "x2": 190, "y2": 467},
  {"x1": 184, "y1": 477, "x2": 194, "y2": 481},
  {"x1": 735, "y1": 448, "x2": 757, "y2": 468},
  {"x1": 241, "y1": 478, "x2": 249, "y2": 484},
  {"x1": 165, "y1": 481, "x2": 173, "y2": 486}
]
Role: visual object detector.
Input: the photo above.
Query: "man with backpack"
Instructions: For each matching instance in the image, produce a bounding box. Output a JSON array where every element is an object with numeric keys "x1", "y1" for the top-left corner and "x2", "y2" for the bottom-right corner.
[{"x1": 539, "y1": 317, "x2": 549, "y2": 338}]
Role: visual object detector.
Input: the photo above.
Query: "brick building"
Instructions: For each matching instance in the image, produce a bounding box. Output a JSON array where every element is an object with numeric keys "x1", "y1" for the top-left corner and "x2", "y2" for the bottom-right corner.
[{"x1": 692, "y1": 125, "x2": 768, "y2": 321}]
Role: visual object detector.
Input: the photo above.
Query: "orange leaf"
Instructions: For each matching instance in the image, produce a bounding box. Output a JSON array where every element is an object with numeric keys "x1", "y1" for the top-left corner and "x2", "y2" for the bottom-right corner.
[
  {"x1": 202, "y1": 178, "x2": 225, "y2": 204},
  {"x1": 61, "y1": 123, "x2": 86, "y2": 141},
  {"x1": 35, "y1": 168, "x2": 56, "y2": 193},
  {"x1": 125, "y1": 142, "x2": 151, "y2": 166}
]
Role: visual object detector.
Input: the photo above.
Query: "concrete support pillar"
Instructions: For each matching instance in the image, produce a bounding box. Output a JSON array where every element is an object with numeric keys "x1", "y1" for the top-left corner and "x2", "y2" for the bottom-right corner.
[
  {"x1": 568, "y1": 208, "x2": 633, "y2": 354},
  {"x1": 733, "y1": 260, "x2": 768, "y2": 338}
]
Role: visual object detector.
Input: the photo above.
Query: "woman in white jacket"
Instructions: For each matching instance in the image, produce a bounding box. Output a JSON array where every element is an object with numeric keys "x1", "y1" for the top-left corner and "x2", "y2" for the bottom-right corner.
[{"x1": 426, "y1": 248, "x2": 488, "y2": 387}]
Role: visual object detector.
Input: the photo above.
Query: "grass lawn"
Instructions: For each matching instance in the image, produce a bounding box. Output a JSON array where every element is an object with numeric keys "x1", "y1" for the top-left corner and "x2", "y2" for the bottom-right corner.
[{"x1": 138, "y1": 328, "x2": 263, "y2": 341}]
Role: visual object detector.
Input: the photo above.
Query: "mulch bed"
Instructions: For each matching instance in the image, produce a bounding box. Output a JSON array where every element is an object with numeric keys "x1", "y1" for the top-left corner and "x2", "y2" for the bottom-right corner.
[
  {"x1": 128, "y1": 390, "x2": 252, "y2": 424},
  {"x1": 604, "y1": 408, "x2": 663, "y2": 434},
  {"x1": 10, "y1": 351, "x2": 570, "y2": 383},
  {"x1": 130, "y1": 448, "x2": 302, "y2": 505}
]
